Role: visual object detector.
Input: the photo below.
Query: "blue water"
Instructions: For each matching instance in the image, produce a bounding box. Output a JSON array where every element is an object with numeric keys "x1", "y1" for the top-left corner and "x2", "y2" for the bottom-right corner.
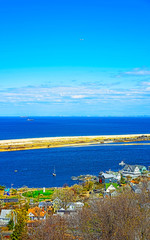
[
  {"x1": 0, "y1": 117, "x2": 150, "y2": 140},
  {"x1": 0, "y1": 117, "x2": 150, "y2": 188}
]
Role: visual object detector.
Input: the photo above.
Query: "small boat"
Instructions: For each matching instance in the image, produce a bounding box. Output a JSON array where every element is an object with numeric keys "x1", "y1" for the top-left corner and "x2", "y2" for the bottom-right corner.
[
  {"x1": 27, "y1": 119, "x2": 34, "y2": 121},
  {"x1": 52, "y1": 167, "x2": 56, "y2": 176},
  {"x1": 14, "y1": 170, "x2": 18, "y2": 172},
  {"x1": 119, "y1": 161, "x2": 125, "y2": 166}
]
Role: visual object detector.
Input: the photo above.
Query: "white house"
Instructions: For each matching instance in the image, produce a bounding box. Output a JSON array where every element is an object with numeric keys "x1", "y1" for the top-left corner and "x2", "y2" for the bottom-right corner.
[
  {"x1": 106, "y1": 184, "x2": 116, "y2": 193},
  {"x1": 28, "y1": 207, "x2": 46, "y2": 221},
  {"x1": 0, "y1": 209, "x2": 13, "y2": 226},
  {"x1": 116, "y1": 173, "x2": 121, "y2": 181},
  {"x1": 122, "y1": 165, "x2": 147, "y2": 177},
  {"x1": 56, "y1": 202, "x2": 84, "y2": 216}
]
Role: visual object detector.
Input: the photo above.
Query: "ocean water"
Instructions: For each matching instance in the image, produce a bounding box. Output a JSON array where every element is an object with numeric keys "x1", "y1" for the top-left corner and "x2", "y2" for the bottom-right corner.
[
  {"x1": 0, "y1": 117, "x2": 150, "y2": 140},
  {"x1": 0, "y1": 117, "x2": 150, "y2": 188}
]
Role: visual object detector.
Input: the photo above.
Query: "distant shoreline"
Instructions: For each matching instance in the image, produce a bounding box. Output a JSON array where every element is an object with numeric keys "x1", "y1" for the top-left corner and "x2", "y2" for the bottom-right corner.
[{"x1": 0, "y1": 134, "x2": 150, "y2": 152}]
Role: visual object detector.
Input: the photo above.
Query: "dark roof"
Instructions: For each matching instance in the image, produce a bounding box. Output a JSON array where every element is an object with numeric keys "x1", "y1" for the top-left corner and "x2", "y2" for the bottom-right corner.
[
  {"x1": 0, "y1": 198, "x2": 18, "y2": 203},
  {"x1": 57, "y1": 209, "x2": 76, "y2": 213},
  {"x1": 39, "y1": 201, "x2": 53, "y2": 207},
  {"x1": 123, "y1": 164, "x2": 146, "y2": 172}
]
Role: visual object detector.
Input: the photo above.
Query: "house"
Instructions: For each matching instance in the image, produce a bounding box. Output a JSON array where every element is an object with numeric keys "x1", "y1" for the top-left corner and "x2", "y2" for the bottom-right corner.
[
  {"x1": 66, "y1": 202, "x2": 84, "y2": 210},
  {"x1": 105, "y1": 183, "x2": 118, "y2": 193},
  {"x1": 56, "y1": 207, "x2": 76, "y2": 216},
  {"x1": 4, "y1": 188, "x2": 10, "y2": 196},
  {"x1": 111, "y1": 190, "x2": 118, "y2": 197},
  {"x1": 0, "y1": 209, "x2": 13, "y2": 226},
  {"x1": 45, "y1": 200, "x2": 53, "y2": 206},
  {"x1": 74, "y1": 202, "x2": 84, "y2": 209},
  {"x1": 56, "y1": 203, "x2": 76, "y2": 216},
  {"x1": 106, "y1": 184, "x2": 116, "y2": 193},
  {"x1": 0, "y1": 198, "x2": 18, "y2": 203},
  {"x1": 56, "y1": 202, "x2": 84, "y2": 216},
  {"x1": 98, "y1": 172, "x2": 119, "y2": 184},
  {"x1": 122, "y1": 164, "x2": 147, "y2": 177},
  {"x1": 28, "y1": 207, "x2": 46, "y2": 221},
  {"x1": 115, "y1": 173, "x2": 121, "y2": 181},
  {"x1": 93, "y1": 189, "x2": 102, "y2": 194},
  {"x1": 131, "y1": 184, "x2": 142, "y2": 194},
  {"x1": 103, "y1": 183, "x2": 119, "y2": 198},
  {"x1": 39, "y1": 201, "x2": 53, "y2": 209},
  {"x1": 38, "y1": 201, "x2": 53, "y2": 214},
  {"x1": 52, "y1": 197, "x2": 62, "y2": 211},
  {"x1": 98, "y1": 173, "x2": 105, "y2": 183}
]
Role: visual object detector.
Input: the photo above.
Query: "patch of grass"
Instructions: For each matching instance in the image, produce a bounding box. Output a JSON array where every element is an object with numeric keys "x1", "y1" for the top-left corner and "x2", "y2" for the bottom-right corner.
[
  {"x1": 22, "y1": 189, "x2": 54, "y2": 199},
  {"x1": 105, "y1": 183, "x2": 119, "y2": 190}
]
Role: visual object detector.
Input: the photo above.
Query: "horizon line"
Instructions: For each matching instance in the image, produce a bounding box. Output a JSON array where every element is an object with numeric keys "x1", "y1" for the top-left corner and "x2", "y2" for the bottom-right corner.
[{"x1": 0, "y1": 115, "x2": 150, "y2": 118}]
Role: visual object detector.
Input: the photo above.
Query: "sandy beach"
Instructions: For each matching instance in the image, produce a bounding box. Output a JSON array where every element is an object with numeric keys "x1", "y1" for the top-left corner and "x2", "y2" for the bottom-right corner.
[{"x1": 0, "y1": 134, "x2": 150, "y2": 152}]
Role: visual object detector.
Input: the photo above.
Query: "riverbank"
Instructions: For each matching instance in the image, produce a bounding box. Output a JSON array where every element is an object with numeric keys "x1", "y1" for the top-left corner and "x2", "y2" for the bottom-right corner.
[{"x1": 0, "y1": 134, "x2": 150, "y2": 152}]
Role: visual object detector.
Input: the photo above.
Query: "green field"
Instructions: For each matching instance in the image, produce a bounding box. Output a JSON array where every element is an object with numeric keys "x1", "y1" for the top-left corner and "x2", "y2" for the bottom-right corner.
[{"x1": 22, "y1": 189, "x2": 54, "y2": 200}]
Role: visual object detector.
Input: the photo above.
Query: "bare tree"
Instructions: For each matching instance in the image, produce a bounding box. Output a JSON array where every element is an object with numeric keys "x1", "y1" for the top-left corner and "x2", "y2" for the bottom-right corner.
[
  {"x1": 22, "y1": 188, "x2": 150, "y2": 240},
  {"x1": 69, "y1": 190, "x2": 150, "y2": 240},
  {"x1": 22, "y1": 215, "x2": 74, "y2": 240}
]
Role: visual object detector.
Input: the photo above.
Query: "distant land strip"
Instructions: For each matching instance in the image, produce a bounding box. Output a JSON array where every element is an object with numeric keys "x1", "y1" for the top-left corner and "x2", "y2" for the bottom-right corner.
[{"x1": 0, "y1": 134, "x2": 150, "y2": 152}]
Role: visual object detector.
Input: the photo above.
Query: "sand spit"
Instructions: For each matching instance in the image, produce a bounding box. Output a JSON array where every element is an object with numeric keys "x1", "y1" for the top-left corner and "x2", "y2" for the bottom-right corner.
[{"x1": 0, "y1": 134, "x2": 150, "y2": 152}]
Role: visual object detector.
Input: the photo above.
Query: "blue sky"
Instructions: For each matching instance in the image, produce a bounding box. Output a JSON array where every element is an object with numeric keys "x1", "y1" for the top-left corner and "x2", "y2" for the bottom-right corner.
[{"x1": 0, "y1": 0, "x2": 150, "y2": 116}]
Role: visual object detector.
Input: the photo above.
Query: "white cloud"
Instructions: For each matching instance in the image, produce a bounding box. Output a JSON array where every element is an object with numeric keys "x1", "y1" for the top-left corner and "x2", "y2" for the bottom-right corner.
[
  {"x1": 123, "y1": 68, "x2": 150, "y2": 76},
  {"x1": 142, "y1": 81, "x2": 150, "y2": 86},
  {"x1": 0, "y1": 84, "x2": 150, "y2": 105},
  {"x1": 71, "y1": 95, "x2": 86, "y2": 99}
]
